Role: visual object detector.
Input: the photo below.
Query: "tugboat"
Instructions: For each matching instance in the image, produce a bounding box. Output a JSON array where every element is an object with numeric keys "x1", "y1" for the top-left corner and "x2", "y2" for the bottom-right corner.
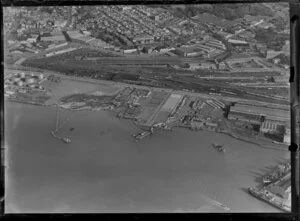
[
  {"x1": 262, "y1": 175, "x2": 272, "y2": 184},
  {"x1": 134, "y1": 131, "x2": 151, "y2": 140},
  {"x1": 62, "y1": 137, "x2": 71, "y2": 144},
  {"x1": 212, "y1": 142, "x2": 225, "y2": 152}
]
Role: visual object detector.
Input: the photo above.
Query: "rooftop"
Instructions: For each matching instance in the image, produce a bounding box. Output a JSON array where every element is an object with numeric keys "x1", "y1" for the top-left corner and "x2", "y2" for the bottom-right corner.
[{"x1": 230, "y1": 103, "x2": 289, "y2": 122}]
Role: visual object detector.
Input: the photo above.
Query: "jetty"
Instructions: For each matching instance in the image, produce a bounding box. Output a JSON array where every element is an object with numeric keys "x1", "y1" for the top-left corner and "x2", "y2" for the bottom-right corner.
[
  {"x1": 133, "y1": 122, "x2": 169, "y2": 141},
  {"x1": 247, "y1": 161, "x2": 291, "y2": 212},
  {"x1": 51, "y1": 104, "x2": 71, "y2": 144}
]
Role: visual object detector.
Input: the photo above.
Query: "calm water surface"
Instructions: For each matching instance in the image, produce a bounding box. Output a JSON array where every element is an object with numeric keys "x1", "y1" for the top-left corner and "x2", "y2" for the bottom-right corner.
[{"x1": 5, "y1": 102, "x2": 289, "y2": 213}]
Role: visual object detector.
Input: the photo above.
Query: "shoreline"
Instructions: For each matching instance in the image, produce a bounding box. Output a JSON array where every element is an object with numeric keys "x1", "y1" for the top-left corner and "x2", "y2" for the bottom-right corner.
[{"x1": 5, "y1": 99, "x2": 289, "y2": 151}]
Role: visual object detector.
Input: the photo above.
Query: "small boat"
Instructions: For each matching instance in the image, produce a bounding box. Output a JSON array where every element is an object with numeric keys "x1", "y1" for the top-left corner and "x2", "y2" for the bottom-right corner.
[
  {"x1": 70, "y1": 128, "x2": 74, "y2": 131},
  {"x1": 134, "y1": 131, "x2": 151, "y2": 140},
  {"x1": 212, "y1": 142, "x2": 225, "y2": 152},
  {"x1": 262, "y1": 175, "x2": 272, "y2": 184},
  {"x1": 62, "y1": 137, "x2": 71, "y2": 143}
]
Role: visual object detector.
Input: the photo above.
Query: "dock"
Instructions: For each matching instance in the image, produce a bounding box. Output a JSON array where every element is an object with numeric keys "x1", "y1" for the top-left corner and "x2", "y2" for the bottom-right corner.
[
  {"x1": 51, "y1": 103, "x2": 71, "y2": 144},
  {"x1": 133, "y1": 122, "x2": 170, "y2": 141},
  {"x1": 247, "y1": 162, "x2": 291, "y2": 212}
]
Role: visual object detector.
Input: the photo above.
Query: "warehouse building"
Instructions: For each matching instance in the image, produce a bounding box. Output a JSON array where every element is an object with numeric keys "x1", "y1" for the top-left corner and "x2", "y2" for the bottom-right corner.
[
  {"x1": 229, "y1": 103, "x2": 289, "y2": 123},
  {"x1": 174, "y1": 46, "x2": 203, "y2": 57}
]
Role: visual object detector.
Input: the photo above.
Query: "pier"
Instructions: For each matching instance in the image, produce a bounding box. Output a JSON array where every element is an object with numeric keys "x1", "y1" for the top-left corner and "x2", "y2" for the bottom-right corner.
[
  {"x1": 51, "y1": 103, "x2": 72, "y2": 144},
  {"x1": 133, "y1": 122, "x2": 172, "y2": 141},
  {"x1": 247, "y1": 162, "x2": 291, "y2": 212}
]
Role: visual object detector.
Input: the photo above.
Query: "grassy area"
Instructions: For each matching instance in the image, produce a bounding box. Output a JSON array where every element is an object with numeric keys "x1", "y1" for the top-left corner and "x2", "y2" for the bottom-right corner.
[
  {"x1": 12, "y1": 93, "x2": 51, "y2": 105},
  {"x1": 60, "y1": 93, "x2": 114, "y2": 108}
]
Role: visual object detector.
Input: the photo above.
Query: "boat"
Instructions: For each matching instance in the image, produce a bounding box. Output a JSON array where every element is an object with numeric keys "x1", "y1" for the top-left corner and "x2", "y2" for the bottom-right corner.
[
  {"x1": 62, "y1": 137, "x2": 71, "y2": 143},
  {"x1": 212, "y1": 142, "x2": 225, "y2": 152},
  {"x1": 248, "y1": 187, "x2": 290, "y2": 212},
  {"x1": 262, "y1": 176, "x2": 272, "y2": 184},
  {"x1": 70, "y1": 128, "x2": 74, "y2": 131},
  {"x1": 134, "y1": 131, "x2": 151, "y2": 140}
]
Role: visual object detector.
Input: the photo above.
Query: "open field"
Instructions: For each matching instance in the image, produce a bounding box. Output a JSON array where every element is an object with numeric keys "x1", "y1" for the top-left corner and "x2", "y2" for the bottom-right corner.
[
  {"x1": 42, "y1": 78, "x2": 120, "y2": 105},
  {"x1": 59, "y1": 93, "x2": 115, "y2": 109}
]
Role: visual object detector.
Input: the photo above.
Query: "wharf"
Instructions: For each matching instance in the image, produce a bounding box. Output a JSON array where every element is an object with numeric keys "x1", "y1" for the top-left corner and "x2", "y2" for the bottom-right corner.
[{"x1": 247, "y1": 162, "x2": 291, "y2": 212}]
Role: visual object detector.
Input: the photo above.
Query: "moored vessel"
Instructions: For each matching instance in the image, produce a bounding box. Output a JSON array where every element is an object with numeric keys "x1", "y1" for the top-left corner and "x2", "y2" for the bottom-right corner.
[{"x1": 212, "y1": 142, "x2": 225, "y2": 152}]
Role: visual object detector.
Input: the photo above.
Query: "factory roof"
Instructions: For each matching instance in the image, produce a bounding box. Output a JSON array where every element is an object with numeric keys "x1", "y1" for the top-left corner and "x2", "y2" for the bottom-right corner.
[
  {"x1": 193, "y1": 13, "x2": 236, "y2": 28},
  {"x1": 230, "y1": 103, "x2": 289, "y2": 122},
  {"x1": 40, "y1": 35, "x2": 66, "y2": 42},
  {"x1": 176, "y1": 46, "x2": 200, "y2": 54}
]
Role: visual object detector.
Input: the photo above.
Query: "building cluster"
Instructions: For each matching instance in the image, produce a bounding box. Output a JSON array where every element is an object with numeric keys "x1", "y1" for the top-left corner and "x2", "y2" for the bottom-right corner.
[
  {"x1": 71, "y1": 6, "x2": 176, "y2": 47},
  {"x1": 117, "y1": 88, "x2": 152, "y2": 120},
  {"x1": 4, "y1": 7, "x2": 73, "y2": 62},
  {"x1": 4, "y1": 5, "x2": 289, "y2": 62},
  {"x1": 174, "y1": 37, "x2": 226, "y2": 58},
  {"x1": 70, "y1": 5, "x2": 220, "y2": 51},
  {"x1": 4, "y1": 7, "x2": 69, "y2": 38},
  {"x1": 66, "y1": 30, "x2": 114, "y2": 49},
  {"x1": 228, "y1": 102, "x2": 290, "y2": 143}
]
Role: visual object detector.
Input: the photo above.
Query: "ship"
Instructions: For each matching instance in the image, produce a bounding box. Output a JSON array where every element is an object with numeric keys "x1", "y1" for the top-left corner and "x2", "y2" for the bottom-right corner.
[
  {"x1": 133, "y1": 131, "x2": 151, "y2": 140},
  {"x1": 248, "y1": 187, "x2": 290, "y2": 212},
  {"x1": 262, "y1": 175, "x2": 272, "y2": 184},
  {"x1": 212, "y1": 142, "x2": 225, "y2": 152}
]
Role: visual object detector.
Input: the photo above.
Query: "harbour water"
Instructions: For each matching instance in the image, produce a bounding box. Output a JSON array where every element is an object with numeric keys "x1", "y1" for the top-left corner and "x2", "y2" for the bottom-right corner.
[{"x1": 5, "y1": 102, "x2": 289, "y2": 213}]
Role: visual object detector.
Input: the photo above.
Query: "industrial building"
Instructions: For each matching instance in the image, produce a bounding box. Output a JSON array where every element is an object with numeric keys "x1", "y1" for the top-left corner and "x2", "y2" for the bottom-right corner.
[
  {"x1": 228, "y1": 39, "x2": 249, "y2": 46},
  {"x1": 123, "y1": 48, "x2": 138, "y2": 54},
  {"x1": 174, "y1": 47, "x2": 203, "y2": 57},
  {"x1": 260, "y1": 120, "x2": 279, "y2": 133},
  {"x1": 228, "y1": 103, "x2": 289, "y2": 124},
  {"x1": 40, "y1": 33, "x2": 66, "y2": 42},
  {"x1": 283, "y1": 125, "x2": 291, "y2": 144}
]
